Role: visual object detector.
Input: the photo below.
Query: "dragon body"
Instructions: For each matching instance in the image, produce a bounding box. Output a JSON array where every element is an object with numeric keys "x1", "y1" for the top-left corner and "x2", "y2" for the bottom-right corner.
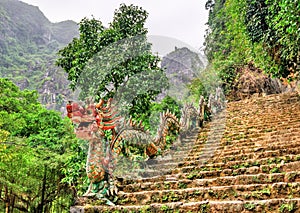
[{"x1": 66, "y1": 88, "x2": 224, "y2": 205}]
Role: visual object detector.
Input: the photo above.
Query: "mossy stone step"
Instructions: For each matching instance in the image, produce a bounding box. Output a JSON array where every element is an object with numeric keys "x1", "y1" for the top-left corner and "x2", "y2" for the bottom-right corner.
[
  {"x1": 118, "y1": 154, "x2": 300, "y2": 186},
  {"x1": 71, "y1": 198, "x2": 300, "y2": 213},
  {"x1": 71, "y1": 92, "x2": 300, "y2": 212},
  {"x1": 214, "y1": 141, "x2": 300, "y2": 158},
  {"x1": 217, "y1": 135, "x2": 300, "y2": 153},
  {"x1": 143, "y1": 142, "x2": 300, "y2": 169},
  {"x1": 182, "y1": 146, "x2": 300, "y2": 164},
  {"x1": 116, "y1": 182, "x2": 300, "y2": 205},
  {"x1": 121, "y1": 156, "x2": 300, "y2": 181},
  {"x1": 120, "y1": 172, "x2": 300, "y2": 193}
]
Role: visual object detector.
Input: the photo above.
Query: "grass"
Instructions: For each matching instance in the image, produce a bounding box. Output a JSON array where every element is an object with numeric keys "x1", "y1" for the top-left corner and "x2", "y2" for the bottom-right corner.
[
  {"x1": 260, "y1": 188, "x2": 271, "y2": 196},
  {"x1": 139, "y1": 205, "x2": 151, "y2": 213},
  {"x1": 244, "y1": 203, "x2": 256, "y2": 210},
  {"x1": 270, "y1": 167, "x2": 281, "y2": 174},
  {"x1": 178, "y1": 182, "x2": 187, "y2": 189},
  {"x1": 160, "y1": 204, "x2": 170, "y2": 211},
  {"x1": 187, "y1": 171, "x2": 200, "y2": 179},
  {"x1": 199, "y1": 203, "x2": 209, "y2": 213},
  {"x1": 164, "y1": 182, "x2": 170, "y2": 190},
  {"x1": 279, "y1": 202, "x2": 297, "y2": 213},
  {"x1": 252, "y1": 176, "x2": 260, "y2": 183},
  {"x1": 162, "y1": 195, "x2": 168, "y2": 201},
  {"x1": 286, "y1": 172, "x2": 297, "y2": 181}
]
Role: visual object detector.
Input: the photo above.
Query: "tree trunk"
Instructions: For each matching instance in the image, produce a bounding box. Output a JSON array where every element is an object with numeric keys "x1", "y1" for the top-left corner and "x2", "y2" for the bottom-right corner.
[
  {"x1": 38, "y1": 166, "x2": 47, "y2": 213},
  {"x1": 5, "y1": 186, "x2": 10, "y2": 213},
  {"x1": 5, "y1": 202, "x2": 9, "y2": 213},
  {"x1": 10, "y1": 195, "x2": 15, "y2": 212}
]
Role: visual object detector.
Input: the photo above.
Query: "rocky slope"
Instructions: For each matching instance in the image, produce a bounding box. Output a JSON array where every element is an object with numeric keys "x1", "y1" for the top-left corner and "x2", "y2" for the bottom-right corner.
[
  {"x1": 0, "y1": 1, "x2": 206, "y2": 112},
  {"x1": 72, "y1": 91, "x2": 300, "y2": 212},
  {"x1": 162, "y1": 47, "x2": 205, "y2": 81},
  {"x1": 160, "y1": 47, "x2": 205, "y2": 100},
  {"x1": 0, "y1": 0, "x2": 78, "y2": 110}
]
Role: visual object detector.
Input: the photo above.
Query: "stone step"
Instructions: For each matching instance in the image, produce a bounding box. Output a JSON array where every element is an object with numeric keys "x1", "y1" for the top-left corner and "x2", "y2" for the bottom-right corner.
[
  {"x1": 117, "y1": 155, "x2": 300, "y2": 182},
  {"x1": 182, "y1": 146, "x2": 300, "y2": 163},
  {"x1": 146, "y1": 143, "x2": 300, "y2": 171},
  {"x1": 188, "y1": 137, "x2": 300, "y2": 159},
  {"x1": 121, "y1": 171, "x2": 300, "y2": 193},
  {"x1": 221, "y1": 128, "x2": 300, "y2": 148},
  {"x1": 216, "y1": 134, "x2": 300, "y2": 152},
  {"x1": 181, "y1": 161, "x2": 300, "y2": 178},
  {"x1": 71, "y1": 198, "x2": 300, "y2": 213},
  {"x1": 214, "y1": 140, "x2": 300, "y2": 158},
  {"x1": 135, "y1": 161, "x2": 300, "y2": 180},
  {"x1": 70, "y1": 92, "x2": 300, "y2": 212},
  {"x1": 116, "y1": 182, "x2": 300, "y2": 205},
  {"x1": 220, "y1": 125, "x2": 300, "y2": 141}
]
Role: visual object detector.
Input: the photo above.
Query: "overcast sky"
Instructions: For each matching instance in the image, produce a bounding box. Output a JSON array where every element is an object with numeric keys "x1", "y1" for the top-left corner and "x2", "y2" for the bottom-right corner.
[{"x1": 20, "y1": 0, "x2": 209, "y2": 53}]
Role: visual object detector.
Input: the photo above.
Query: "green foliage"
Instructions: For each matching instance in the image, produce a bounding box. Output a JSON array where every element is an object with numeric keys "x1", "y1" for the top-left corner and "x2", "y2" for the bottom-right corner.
[
  {"x1": 188, "y1": 78, "x2": 207, "y2": 99},
  {"x1": 151, "y1": 96, "x2": 181, "y2": 118},
  {"x1": 279, "y1": 202, "x2": 297, "y2": 213},
  {"x1": 200, "y1": 203, "x2": 209, "y2": 213},
  {"x1": 136, "y1": 95, "x2": 182, "y2": 133},
  {"x1": 204, "y1": 0, "x2": 252, "y2": 92},
  {"x1": 56, "y1": 4, "x2": 166, "y2": 119},
  {"x1": 160, "y1": 204, "x2": 170, "y2": 211},
  {"x1": 265, "y1": 0, "x2": 300, "y2": 76},
  {"x1": 244, "y1": 203, "x2": 256, "y2": 210},
  {"x1": 0, "y1": 0, "x2": 78, "y2": 108},
  {"x1": 188, "y1": 62, "x2": 223, "y2": 98},
  {"x1": 245, "y1": 0, "x2": 269, "y2": 43},
  {"x1": 0, "y1": 78, "x2": 86, "y2": 212},
  {"x1": 204, "y1": 0, "x2": 300, "y2": 92},
  {"x1": 204, "y1": 0, "x2": 227, "y2": 62},
  {"x1": 245, "y1": 0, "x2": 300, "y2": 77}
]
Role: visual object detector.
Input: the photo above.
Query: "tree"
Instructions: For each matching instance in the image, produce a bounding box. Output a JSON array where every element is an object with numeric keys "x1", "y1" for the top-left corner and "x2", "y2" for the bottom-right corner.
[
  {"x1": 204, "y1": 0, "x2": 252, "y2": 92},
  {"x1": 204, "y1": 0, "x2": 228, "y2": 63},
  {"x1": 56, "y1": 4, "x2": 167, "y2": 119},
  {"x1": 244, "y1": 0, "x2": 299, "y2": 78},
  {"x1": 205, "y1": 0, "x2": 299, "y2": 91},
  {"x1": 264, "y1": 0, "x2": 300, "y2": 77},
  {"x1": 0, "y1": 78, "x2": 86, "y2": 212}
]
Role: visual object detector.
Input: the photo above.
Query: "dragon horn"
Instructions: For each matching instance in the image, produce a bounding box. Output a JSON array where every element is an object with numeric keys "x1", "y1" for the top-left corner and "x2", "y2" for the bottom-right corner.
[
  {"x1": 127, "y1": 117, "x2": 132, "y2": 126},
  {"x1": 130, "y1": 118, "x2": 134, "y2": 126},
  {"x1": 138, "y1": 120, "x2": 143, "y2": 128}
]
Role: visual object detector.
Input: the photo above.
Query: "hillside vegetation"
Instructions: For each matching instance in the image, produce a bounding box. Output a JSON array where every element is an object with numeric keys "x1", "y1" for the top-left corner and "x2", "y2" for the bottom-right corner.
[
  {"x1": 1, "y1": 0, "x2": 300, "y2": 212},
  {"x1": 0, "y1": 78, "x2": 87, "y2": 212},
  {"x1": 203, "y1": 0, "x2": 299, "y2": 96},
  {"x1": 0, "y1": 0, "x2": 78, "y2": 110}
]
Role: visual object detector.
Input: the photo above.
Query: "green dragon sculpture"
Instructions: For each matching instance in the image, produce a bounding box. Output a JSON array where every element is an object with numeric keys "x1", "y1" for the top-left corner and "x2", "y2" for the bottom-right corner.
[{"x1": 66, "y1": 88, "x2": 224, "y2": 205}]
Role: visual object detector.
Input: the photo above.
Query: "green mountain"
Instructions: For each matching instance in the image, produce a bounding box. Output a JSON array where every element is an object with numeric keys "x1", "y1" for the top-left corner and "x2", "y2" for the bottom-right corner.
[
  {"x1": 162, "y1": 47, "x2": 205, "y2": 83},
  {"x1": 160, "y1": 47, "x2": 205, "y2": 100},
  {"x1": 0, "y1": 1, "x2": 207, "y2": 111},
  {"x1": 0, "y1": 0, "x2": 78, "y2": 110}
]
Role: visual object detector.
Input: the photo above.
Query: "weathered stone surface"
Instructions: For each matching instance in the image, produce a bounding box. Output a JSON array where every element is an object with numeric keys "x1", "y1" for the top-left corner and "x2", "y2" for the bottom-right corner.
[{"x1": 71, "y1": 92, "x2": 300, "y2": 212}]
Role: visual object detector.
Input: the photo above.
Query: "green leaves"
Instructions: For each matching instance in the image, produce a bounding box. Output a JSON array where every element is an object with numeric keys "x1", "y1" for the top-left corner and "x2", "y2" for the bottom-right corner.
[
  {"x1": 57, "y1": 4, "x2": 166, "y2": 119},
  {"x1": 111, "y1": 4, "x2": 148, "y2": 38},
  {"x1": 245, "y1": 0, "x2": 269, "y2": 43},
  {"x1": 205, "y1": 0, "x2": 299, "y2": 92},
  {"x1": 0, "y1": 78, "x2": 86, "y2": 211},
  {"x1": 245, "y1": 0, "x2": 300, "y2": 77}
]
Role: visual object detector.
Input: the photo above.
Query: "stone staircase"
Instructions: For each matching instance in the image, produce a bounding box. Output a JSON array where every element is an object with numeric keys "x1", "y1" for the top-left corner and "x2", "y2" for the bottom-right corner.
[{"x1": 71, "y1": 92, "x2": 300, "y2": 212}]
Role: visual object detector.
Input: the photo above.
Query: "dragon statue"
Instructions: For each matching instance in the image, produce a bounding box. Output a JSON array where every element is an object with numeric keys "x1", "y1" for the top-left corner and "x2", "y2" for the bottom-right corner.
[{"x1": 66, "y1": 87, "x2": 225, "y2": 205}]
